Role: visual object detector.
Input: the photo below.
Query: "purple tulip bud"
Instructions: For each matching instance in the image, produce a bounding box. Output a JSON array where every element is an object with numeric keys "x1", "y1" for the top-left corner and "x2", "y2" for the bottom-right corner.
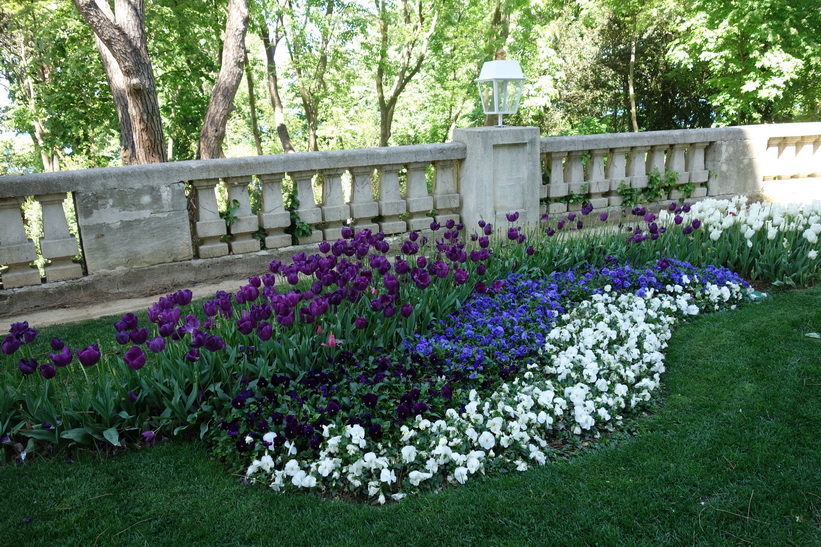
[
  {"x1": 674, "y1": 215, "x2": 683, "y2": 225},
  {"x1": 683, "y1": 225, "x2": 694, "y2": 235},
  {"x1": 599, "y1": 212, "x2": 609, "y2": 222},
  {"x1": 430, "y1": 221, "x2": 441, "y2": 231},
  {"x1": 692, "y1": 219, "x2": 701, "y2": 229},
  {"x1": 76, "y1": 344, "x2": 101, "y2": 367},
  {"x1": 121, "y1": 313, "x2": 139, "y2": 330},
  {"x1": 146, "y1": 337, "x2": 166, "y2": 353},
  {"x1": 401, "y1": 302, "x2": 413, "y2": 318},
  {"x1": 474, "y1": 281, "x2": 488, "y2": 294},
  {"x1": 483, "y1": 224, "x2": 493, "y2": 236},
  {"x1": 318, "y1": 241, "x2": 331, "y2": 254},
  {"x1": 205, "y1": 335, "x2": 225, "y2": 352},
  {"x1": 547, "y1": 229, "x2": 556, "y2": 237},
  {"x1": 128, "y1": 391, "x2": 138, "y2": 403},
  {"x1": 507, "y1": 227, "x2": 519, "y2": 241},
  {"x1": 577, "y1": 220, "x2": 584, "y2": 230},
  {"x1": 477, "y1": 264, "x2": 487, "y2": 276},
  {"x1": 287, "y1": 273, "x2": 300, "y2": 285},
  {"x1": 39, "y1": 362, "x2": 56, "y2": 380},
  {"x1": 526, "y1": 245, "x2": 535, "y2": 255},
  {"x1": 478, "y1": 236, "x2": 489, "y2": 249},
  {"x1": 50, "y1": 337, "x2": 65, "y2": 351},
  {"x1": 142, "y1": 430, "x2": 155, "y2": 443},
  {"x1": 557, "y1": 220, "x2": 566, "y2": 230},
  {"x1": 683, "y1": 204, "x2": 691, "y2": 213},
  {"x1": 354, "y1": 317, "x2": 367, "y2": 330},
  {"x1": 505, "y1": 212, "x2": 519, "y2": 222},
  {"x1": 341, "y1": 226, "x2": 354, "y2": 239},
  {"x1": 184, "y1": 348, "x2": 200, "y2": 362},
  {"x1": 123, "y1": 346, "x2": 147, "y2": 370}
]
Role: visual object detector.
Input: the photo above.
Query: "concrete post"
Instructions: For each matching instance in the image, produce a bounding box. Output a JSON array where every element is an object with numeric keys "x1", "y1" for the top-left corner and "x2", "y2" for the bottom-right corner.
[{"x1": 452, "y1": 126, "x2": 541, "y2": 231}]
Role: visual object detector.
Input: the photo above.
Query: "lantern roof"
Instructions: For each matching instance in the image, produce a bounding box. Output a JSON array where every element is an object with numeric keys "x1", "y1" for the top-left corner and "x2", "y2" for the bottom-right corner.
[{"x1": 476, "y1": 60, "x2": 525, "y2": 82}]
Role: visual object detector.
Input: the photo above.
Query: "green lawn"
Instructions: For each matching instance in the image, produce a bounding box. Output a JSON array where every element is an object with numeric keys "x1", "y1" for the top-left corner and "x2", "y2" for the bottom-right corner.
[{"x1": 1, "y1": 286, "x2": 819, "y2": 545}]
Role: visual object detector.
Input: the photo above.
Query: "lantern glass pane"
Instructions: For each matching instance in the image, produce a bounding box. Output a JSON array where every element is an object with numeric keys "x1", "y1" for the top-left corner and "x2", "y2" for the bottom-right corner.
[
  {"x1": 504, "y1": 80, "x2": 524, "y2": 114},
  {"x1": 477, "y1": 80, "x2": 496, "y2": 114}
]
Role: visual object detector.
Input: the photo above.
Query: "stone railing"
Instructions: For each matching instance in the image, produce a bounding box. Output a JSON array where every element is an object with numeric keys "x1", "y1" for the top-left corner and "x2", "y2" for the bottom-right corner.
[
  {"x1": 538, "y1": 123, "x2": 821, "y2": 215},
  {"x1": 1, "y1": 122, "x2": 819, "y2": 317}
]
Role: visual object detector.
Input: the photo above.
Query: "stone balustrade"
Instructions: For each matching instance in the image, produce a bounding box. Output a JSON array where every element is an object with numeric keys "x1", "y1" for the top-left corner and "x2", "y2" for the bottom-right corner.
[{"x1": 1, "y1": 122, "x2": 819, "y2": 317}]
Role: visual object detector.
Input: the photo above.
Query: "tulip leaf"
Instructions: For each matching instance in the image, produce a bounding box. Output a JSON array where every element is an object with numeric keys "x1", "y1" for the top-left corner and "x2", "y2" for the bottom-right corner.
[
  {"x1": 60, "y1": 428, "x2": 94, "y2": 445},
  {"x1": 103, "y1": 427, "x2": 121, "y2": 446},
  {"x1": 806, "y1": 332, "x2": 821, "y2": 339}
]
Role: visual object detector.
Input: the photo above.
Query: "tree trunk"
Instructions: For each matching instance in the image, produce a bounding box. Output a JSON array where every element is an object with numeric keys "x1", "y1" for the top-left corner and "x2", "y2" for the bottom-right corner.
[
  {"x1": 628, "y1": 18, "x2": 639, "y2": 132},
  {"x1": 260, "y1": 17, "x2": 296, "y2": 153},
  {"x1": 197, "y1": 0, "x2": 250, "y2": 160},
  {"x1": 244, "y1": 50, "x2": 263, "y2": 155},
  {"x1": 73, "y1": 0, "x2": 166, "y2": 164}
]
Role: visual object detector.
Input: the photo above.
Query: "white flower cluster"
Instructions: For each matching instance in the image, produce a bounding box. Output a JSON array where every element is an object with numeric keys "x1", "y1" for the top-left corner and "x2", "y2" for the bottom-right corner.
[
  {"x1": 659, "y1": 196, "x2": 821, "y2": 259},
  {"x1": 244, "y1": 282, "x2": 748, "y2": 503}
]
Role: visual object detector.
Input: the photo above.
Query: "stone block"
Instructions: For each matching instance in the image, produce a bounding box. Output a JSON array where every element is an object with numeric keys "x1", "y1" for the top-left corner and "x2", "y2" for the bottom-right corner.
[
  {"x1": 589, "y1": 180, "x2": 610, "y2": 194},
  {"x1": 408, "y1": 217, "x2": 434, "y2": 232},
  {"x1": 232, "y1": 215, "x2": 259, "y2": 235},
  {"x1": 198, "y1": 241, "x2": 229, "y2": 259},
  {"x1": 608, "y1": 195, "x2": 624, "y2": 207},
  {"x1": 434, "y1": 213, "x2": 460, "y2": 228},
  {"x1": 197, "y1": 218, "x2": 227, "y2": 239},
  {"x1": 2, "y1": 267, "x2": 41, "y2": 289},
  {"x1": 264, "y1": 233, "x2": 292, "y2": 249},
  {"x1": 379, "y1": 219, "x2": 407, "y2": 235},
  {"x1": 691, "y1": 170, "x2": 709, "y2": 183},
  {"x1": 568, "y1": 202, "x2": 582, "y2": 212},
  {"x1": 434, "y1": 194, "x2": 459, "y2": 210},
  {"x1": 297, "y1": 207, "x2": 322, "y2": 225},
  {"x1": 0, "y1": 242, "x2": 37, "y2": 266},
  {"x1": 322, "y1": 226, "x2": 344, "y2": 242},
  {"x1": 350, "y1": 201, "x2": 379, "y2": 220},
  {"x1": 548, "y1": 202, "x2": 568, "y2": 214},
  {"x1": 569, "y1": 183, "x2": 588, "y2": 195},
  {"x1": 40, "y1": 238, "x2": 79, "y2": 260},
  {"x1": 692, "y1": 186, "x2": 708, "y2": 198},
  {"x1": 379, "y1": 200, "x2": 406, "y2": 217},
  {"x1": 632, "y1": 176, "x2": 648, "y2": 189},
  {"x1": 351, "y1": 221, "x2": 379, "y2": 233},
  {"x1": 44, "y1": 261, "x2": 83, "y2": 282},
  {"x1": 547, "y1": 183, "x2": 569, "y2": 198},
  {"x1": 407, "y1": 195, "x2": 433, "y2": 213},
  {"x1": 589, "y1": 197, "x2": 609, "y2": 209},
  {"x1": 259, "y1": 211, "x2": 291, "y2": 229},
  {"x1": 229, "y1": 237, "x2": 261, "y2": 255},
  {"x1": 297, "y1": 231, "x2": 323, "y2": 245},
  {"x1": 322, "y1": 204, "x2": 350, "y2": 224}
]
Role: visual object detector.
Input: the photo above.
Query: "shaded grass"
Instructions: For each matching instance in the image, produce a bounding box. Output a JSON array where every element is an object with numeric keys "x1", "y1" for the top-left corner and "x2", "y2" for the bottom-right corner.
[{"x1": 1, "y1": 286, "x2": 820, "y2": 545}]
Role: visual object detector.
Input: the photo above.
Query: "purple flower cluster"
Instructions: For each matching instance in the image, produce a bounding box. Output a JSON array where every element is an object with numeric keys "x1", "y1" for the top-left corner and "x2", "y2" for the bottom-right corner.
[{"x1": 4, "y1": 321, "x2": 103, "y2": 379}]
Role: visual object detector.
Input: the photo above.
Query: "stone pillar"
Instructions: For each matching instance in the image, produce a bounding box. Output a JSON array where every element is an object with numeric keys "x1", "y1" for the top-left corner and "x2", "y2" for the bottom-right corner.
[
  {"x1": 225, "y1": 176, "x2": 261, "y2": 254},
  {"x1": 191, "y1": 178, "x2": 229, "y2": 259},
  {"x1": 349, "y1": 166, "x2": 379, "y2": 233},
  {"x1": 36, "y1": 193, "x2": 83, "y2": 282},
  {"x1": 546, "y1": 152, "x2": 569, "y2": 214},
  {"x1": 320, "y1": 168, "x2": 350, "y2": 241},
  {"x1": 291, "y1": 170, "x2": 323, "y2": 245},
  {"x1": 452, "y1": 126, "x2": 541, "y2": 230},
  {"x1": 0, "y1": 197, "x2": 40, "y2": 288},
  {"x1": 704, "y1": 129, "x2": 768, "y2": 199},
  {"x1": 432, "y1": 160, "x2": 460, "y2": 227},
  {"x1": 607, "y1": 147, "x2": 630, "y2": 207},
  {"x1": 405, "y1": 162, "x2": 434, "y2": 232},
  {"x1": 628, "y1": 146, "x2": 650, "y2": 190},
  {"x1": 258, "y1": 172, "x2": 292, "y2": 249},
  {"x1": 587, "y1": 149, "x2": 610, "y2": 209},
  {"x1": 377, "y1": 164, "x2": 407, "y2": 235}
]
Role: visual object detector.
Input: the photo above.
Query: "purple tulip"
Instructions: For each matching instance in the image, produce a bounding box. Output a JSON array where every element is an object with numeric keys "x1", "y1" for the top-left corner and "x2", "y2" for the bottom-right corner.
[
  {"x1": 692, "y1": 219, "x2": 701, "y2": 229},
  {"x1": 506, "y1": 212, "x2": 519, "y2": 222},
  {"x1": 257, "y1": 322, "x2": 273, "y2": 342},
  {"x1": 526, "y1": 245, "x2": 535, "y2": 255},
  {"x1": 354, "y1": 317, "x2": 367, "y2": 330},
  {"x1": 430, "y1": 221, "x2": 441, "y2": 231},
  {"x1": 123, "y1": 346, "x2": 147, "y2": 370},
  {"x1": 599, "y1": 212, "x2": 609, "y2": 222},
  {"x1": 483, "y1": 224, "x2": 492, "y2": 236},
  {"x1": 683, "y1": 225, "x2": 694, "y2": 235},
  {"x1": 184, "y1": 348, "x2": 200, "y2": 362},
  {"x1": 18, "y1": 358, "x2": 37, "y2": 376},
  {"x1": 507, "y1": 227, "x2": 519, "y2": 241},
  {"x1": 49, "y1": 346, "x2": 73, "y2": 367},
  {"x1": 557, "y1": 220, "x2": 566, "y2": 230},
  {"x1": 341, "y1": 226, "x2": 354, "y2": 239},
  {"x1": 674, "y1": 215, "x2": 683, "y2": 225},
  {"x1": 146, "y1": 337, "x2": 166, "y2": 354},
  {"x1": 39, "y1": 362, "x2": 56, "y2": 380},
  {"x1": 121, "y1": 313, "x2": 139, "y2": 330},
  {"x1": 401, "y1": 302, "x2": 413, "y2": 318},
  {"x1": 205, "y1": 335, "x2": 225, "y2": 352},
  {"x1": 76, "y1": 344, "x2": 101, "y2": 367},
  {"x1": 50, "y1": 338, "x2": 65, "y2": 351},
  {"x1": 644, "y1": 213, "x2": 656, "y2": 223},
  {"x1": 173, "y1": 289, "x2": 193, "y2": 306},
  {"x1": 1, "y1": 336, "x2": 21, "y2": 355},
  {"x1": 130, "y1": 328, "x2": 149, "y2": 345},
  {"x1": 142, "y1": 430, "x2": 155, "y2": 443},
  {"x1": 474, "y1": 281, "x2": 488, "y2": 294},
  {"x1": 318, "y1": 241, "x2": 331, "y2": 253}
]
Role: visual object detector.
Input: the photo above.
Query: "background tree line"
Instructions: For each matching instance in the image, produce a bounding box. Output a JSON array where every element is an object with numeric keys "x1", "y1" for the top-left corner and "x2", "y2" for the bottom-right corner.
[{"x1": 1, "y1": 0, "x2": 818, "y2": 173}]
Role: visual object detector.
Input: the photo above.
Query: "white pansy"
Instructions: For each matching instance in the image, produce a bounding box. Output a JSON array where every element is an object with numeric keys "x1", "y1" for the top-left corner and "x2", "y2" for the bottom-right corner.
[
  {"x1": 478, "y1": 430, "x2": 496, "y2": 450},
  {"x1": 401, "y1": 445, "x2": 418, "y2": 463},
  {"x1": 283, "y1": 459, "x2": 301, "y2": 476},
  {"x1": 380, "y1": 468, "x2": 396, "y2": 484},
  {"x1": 453, "y1": 467, "x2": 468, "y2": 484}
]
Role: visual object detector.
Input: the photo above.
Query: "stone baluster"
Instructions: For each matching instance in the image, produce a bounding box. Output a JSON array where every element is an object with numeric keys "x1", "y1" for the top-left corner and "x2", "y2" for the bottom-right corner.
[
  {"x1": 586, "y1": 149, "x2": 610, "y2": 209},
  {"x1": 258, "y1": 172, "x2": 292, "y2": 249},
  {"x1": 777, "y1": 137, "x2": 800, "y2": 179},
  {"x1": 35, "y1": 193, "x2": 83, "y2": 282},
  {"x1": 224, "y1": 176, "x2": 261, "y2": 254},
  {"x1": 762, "y1": 139, "x2": 781, "y2": 181},
  {"x1": 546, "y1": 152, "x2": 568, "y2": 214},
  {"x1": 627, "y1": 146, "x2": 650, "y2": 190},
  {"x1": 405, "y1": 162, "x2": 434, "y2": 232},
  {"x1": 795, "y1": 135, "x2": 816, "y2": 178},
  {"x1": 191, "y1": 178, "x2": 229, "y2": 259},
  {"x1": 290, "y1": 170, "x2": 323, "y2": 245},
  {"x1": 349, "y1": 166, "x2": 379, "y2": 233},
  {"x1": 564, "y1": 150, "x2": 586, "y2": 211},
  {"x1": 320, "y1": 168, "x2": 350, "y2": 241},
  {"x1": 433, "y1": 159, "x2": 460, "y2": 227},
  {"x1": 607, "y1": 147, "x2": 630, "y2": 207},
  {"x1": 646, "y1": 145, "x2": 668, "y2": 177},
  {"x1": 666, "y1": 144, "x2": 690, "y2": 200},
  {"x1": 687, "y1": 143, "x2": 710, "y2": 197},
  {"x1": 811, "y1": 136, "x2": 821, "y2": 177},
  {"x1": 376, "y1": 164, "x2": 407, "y2": 235},
  {"x1": 0, "y1": 198, "x2": 41, "y2": 288}
]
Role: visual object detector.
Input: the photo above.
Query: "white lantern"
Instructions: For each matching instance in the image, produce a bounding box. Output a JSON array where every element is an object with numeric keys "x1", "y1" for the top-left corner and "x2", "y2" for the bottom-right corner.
[{"x1": 476, "y1": 60, "x2": 525, "y2": 127}]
